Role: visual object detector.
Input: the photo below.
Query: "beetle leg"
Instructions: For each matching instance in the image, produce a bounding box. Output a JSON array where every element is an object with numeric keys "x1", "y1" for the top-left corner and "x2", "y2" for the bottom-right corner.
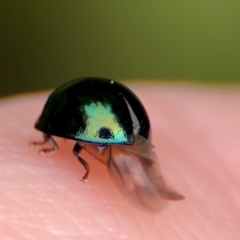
[
  {"x1": 73, "y1": 143, "x2": 90, "y2": 182},
  {"x1": 30, "y1": 133, "x2": 58, "y2": 155},
  {"x1": 29, "y1": 133, "x2": 49, "y2": 146},
  {"x1": 80, "y1": 144, "x2": 111, "y2": 166},
  {"x1": 39, "y1": 134, "x2": 58, "y2": 155}
]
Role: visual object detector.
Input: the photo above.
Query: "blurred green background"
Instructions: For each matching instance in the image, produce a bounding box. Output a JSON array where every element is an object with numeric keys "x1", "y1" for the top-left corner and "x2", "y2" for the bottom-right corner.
[{"x1": 1, "y1": 0, "x2": 240, "y2": 96}]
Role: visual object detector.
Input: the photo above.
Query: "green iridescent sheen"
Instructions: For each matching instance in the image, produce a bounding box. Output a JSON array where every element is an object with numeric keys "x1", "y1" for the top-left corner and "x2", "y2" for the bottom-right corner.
[{"x1": 75, "y1": 102, "x2": 127, "y2": 144}]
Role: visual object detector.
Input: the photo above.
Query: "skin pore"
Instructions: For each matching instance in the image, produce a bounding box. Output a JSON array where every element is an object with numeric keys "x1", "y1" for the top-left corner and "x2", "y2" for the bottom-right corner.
[{"x1": 0, "y1": 83, "x2": 239, "y2": 240}]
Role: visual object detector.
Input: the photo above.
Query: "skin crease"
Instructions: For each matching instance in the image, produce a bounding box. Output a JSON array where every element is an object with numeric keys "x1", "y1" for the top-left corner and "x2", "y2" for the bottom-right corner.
[{"x1": 0, "y1": 82, "x2": 240, "y2": 240}]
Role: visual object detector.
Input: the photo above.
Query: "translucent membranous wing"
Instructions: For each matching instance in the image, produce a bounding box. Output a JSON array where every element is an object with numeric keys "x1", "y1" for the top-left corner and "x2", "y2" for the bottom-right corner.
[{"x1": 108, "y1": 135, "x2": 184, "y2": 212}]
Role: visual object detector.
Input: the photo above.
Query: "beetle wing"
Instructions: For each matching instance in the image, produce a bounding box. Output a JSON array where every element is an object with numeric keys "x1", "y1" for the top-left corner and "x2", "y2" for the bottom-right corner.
[{"x1": 108, "y1": 135, "x2": 184, "y2": 212}]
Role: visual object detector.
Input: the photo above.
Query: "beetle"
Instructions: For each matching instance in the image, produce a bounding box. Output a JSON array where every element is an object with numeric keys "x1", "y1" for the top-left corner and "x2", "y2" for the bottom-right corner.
[{"x1": 30, "y1": 77, "x2": 184, "y2": 211}]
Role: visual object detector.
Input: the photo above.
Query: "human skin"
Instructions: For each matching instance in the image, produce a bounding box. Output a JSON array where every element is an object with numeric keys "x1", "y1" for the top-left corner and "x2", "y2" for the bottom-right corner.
[{"x1": 0, "y1": 82, "x2": 240, "y2": 240}]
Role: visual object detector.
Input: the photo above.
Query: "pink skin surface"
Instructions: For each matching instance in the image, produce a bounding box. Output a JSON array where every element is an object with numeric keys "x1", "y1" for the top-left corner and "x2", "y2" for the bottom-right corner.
[{"x1": 0, "y1": 83, "x2": 240, "y2": 240}]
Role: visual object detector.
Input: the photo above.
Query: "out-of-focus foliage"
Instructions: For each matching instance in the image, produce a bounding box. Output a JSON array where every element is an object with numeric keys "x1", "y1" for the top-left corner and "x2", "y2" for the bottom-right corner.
[{"x1": 0, "y1": 1, "x2": 240, "y2": 96}]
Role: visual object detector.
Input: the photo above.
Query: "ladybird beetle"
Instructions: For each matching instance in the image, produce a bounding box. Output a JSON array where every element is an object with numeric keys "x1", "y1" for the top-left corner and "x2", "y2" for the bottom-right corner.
[{"x1": 30, "y1": 77, "x2": 184, "y2": 211}]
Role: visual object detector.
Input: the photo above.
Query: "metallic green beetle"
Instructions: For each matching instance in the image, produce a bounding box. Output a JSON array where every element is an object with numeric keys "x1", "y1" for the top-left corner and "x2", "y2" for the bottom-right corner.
[{"x1": 30, "y1": 77, "x2": 184, "y2": 211}]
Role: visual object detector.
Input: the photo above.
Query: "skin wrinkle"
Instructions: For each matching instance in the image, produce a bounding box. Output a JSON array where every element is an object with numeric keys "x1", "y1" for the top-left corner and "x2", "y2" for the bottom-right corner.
[{"x1": 0, "y1": 83, "x2": 240, "y2": 239}]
